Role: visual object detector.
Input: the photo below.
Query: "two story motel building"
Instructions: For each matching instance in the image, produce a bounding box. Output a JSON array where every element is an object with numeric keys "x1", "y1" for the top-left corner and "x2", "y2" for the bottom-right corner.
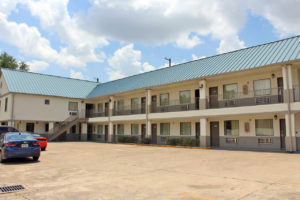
[{"x1": 1, "y1": 36, "x2": 300, "y2": 152}]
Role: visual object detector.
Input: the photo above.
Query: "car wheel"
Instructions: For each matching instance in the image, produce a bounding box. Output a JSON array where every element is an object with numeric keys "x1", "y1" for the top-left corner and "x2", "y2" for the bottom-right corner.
[
  {"x1": 33, "y1": 156, "x2": 39, "y2": 161},
  {"x1": 0, "y1": 152, "x2": 5, "y2": 163}
]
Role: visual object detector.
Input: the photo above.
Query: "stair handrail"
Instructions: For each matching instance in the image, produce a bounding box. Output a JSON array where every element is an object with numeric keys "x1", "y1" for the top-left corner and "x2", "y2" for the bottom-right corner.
[{"x1": 49, "y1": 109, "x2": 86, "y2": 141}]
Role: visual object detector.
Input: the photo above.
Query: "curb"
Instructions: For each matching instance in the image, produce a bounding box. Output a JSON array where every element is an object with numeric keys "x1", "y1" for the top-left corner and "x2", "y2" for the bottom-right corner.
[{"x1": 117, "y1": 143, "x2": 211, "y2": 149}]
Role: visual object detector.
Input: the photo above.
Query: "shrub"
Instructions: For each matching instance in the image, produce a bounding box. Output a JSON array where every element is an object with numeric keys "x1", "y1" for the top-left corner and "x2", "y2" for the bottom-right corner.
[
  {"x1": 166, "y1": 137, "x2": 196, "y2": 146},
  {"x1": 166, "y1": 138, "x2": 183, "y2": 146},
  {"x1": 182, "y1": 138, "x2": 196, "y2": 146},
  {"x1": 118, "y1": 136, "x2": 138, "y2": 143},
  {"x1": 142, "y1": 137, "x2": 151, "y2": 144}
]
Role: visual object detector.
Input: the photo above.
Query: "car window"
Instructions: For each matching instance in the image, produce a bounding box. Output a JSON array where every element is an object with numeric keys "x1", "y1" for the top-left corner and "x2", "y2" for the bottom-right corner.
[
  {"x1": 0, "y1": 127, "x2": 6, "y2": 134},
  {"x1": 7, "y1": 127, "x2": 19, "y2": 132},
  {"x1": 6, "y1": 134, "x2": 35, "y2": 141},
  {"x1": 0, "y1": 127, "x2": 19, "y2": 134}
]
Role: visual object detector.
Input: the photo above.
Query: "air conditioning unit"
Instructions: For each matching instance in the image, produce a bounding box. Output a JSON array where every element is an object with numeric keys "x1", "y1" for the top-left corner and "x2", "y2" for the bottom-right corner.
[
  {"x1": 225, "y1": 138, "x2": 238, "y2": 144},
  {"x1": 69, "y1": 112, "x2": 77, "y2": 116},
  {"x1": 258, "y1": 138, "x2": 272, "y2": 144}
]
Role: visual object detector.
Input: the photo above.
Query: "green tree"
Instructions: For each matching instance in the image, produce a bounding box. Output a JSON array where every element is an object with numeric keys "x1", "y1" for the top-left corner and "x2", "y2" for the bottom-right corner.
[
  {"x1": 0, "y1": 52, "x2": 18, "y2": 70},
  {"x1": 19, "y1": 62, "x2": 29, "y2": 71},
  {"x1": 0, "y1": 52, "x2": 29, "y2": 71}
]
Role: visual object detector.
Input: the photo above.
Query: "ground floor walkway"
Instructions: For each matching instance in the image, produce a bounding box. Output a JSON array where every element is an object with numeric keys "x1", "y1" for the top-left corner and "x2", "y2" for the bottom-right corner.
[{"x1": 1, "y1": 142, "x2": 300, "y2": 200}]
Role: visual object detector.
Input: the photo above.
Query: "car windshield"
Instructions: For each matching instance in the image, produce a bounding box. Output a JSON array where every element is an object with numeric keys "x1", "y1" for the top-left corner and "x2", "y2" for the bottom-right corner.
[
  {"x1": 6, "y1": 134, "x2": 35, "y2": 141},
  {"x1": 0, "y1": 127, "x2": 19, "y2": 134},
  {"x1": 32, "y1": 134, "x2": 41, "y2": 137}
]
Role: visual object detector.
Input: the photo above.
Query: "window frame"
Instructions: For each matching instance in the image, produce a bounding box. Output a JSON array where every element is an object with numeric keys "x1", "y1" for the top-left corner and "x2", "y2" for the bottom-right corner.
[
  {"x1": 255, "y1": 119, "x2": 274, "y2": 136},
  {"x1": 131, "y1": 124, "x2": 139, "y2": 135},
  {"x1": 68, "y1": 101, "x2": 78, "y2": 112},
  {"x1": 224, "y1": 120, "x2": 239, "y2": 136},
  {"x1": 117, "y1": 99, "x2": 125, "y2": 111},
  {"x1": 253, "y1": 79, "x2": 271, "y2": 96},
  {"x1": 180, "y1": 122, "x2": 192, "y2": 136},
  {"x1": 117, "y1": 124, "x2": 124, "y2": 135},
  {"x1": 131, "y1": 98, "x2": 139, "y2": 110},
  {"x1": 97, "y1": 103, "x2": 103, "y2": 113},
  {"x1": 97, "y1": 125, "x2": 103, "y2": 134},
  {"x1": 223, "y1": 83, "x2": 238, "y2": 100},
  {"x1": 179, "y1": 90, "x2": 191, "y2": 104},
  {"x1": 160, "y1": 123, "x2": 170, "y2": 136},
  {"x1": 4, "y1": 97, "x2": 8, "y2": 112},
  {"x1": 160, "y1": 93, "x2": 169, "y2": 106}
]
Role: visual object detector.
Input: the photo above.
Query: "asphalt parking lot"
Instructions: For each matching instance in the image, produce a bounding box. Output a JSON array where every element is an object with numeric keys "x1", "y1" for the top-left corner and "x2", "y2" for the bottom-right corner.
[{"x1": 0, "y1": 142, "x2": 300, "y2": 200}]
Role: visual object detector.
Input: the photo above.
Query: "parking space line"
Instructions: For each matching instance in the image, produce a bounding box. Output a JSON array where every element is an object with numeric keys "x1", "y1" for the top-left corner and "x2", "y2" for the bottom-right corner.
[{"x1": 166, "y1": 190, "x2": 218, "y2": 200}]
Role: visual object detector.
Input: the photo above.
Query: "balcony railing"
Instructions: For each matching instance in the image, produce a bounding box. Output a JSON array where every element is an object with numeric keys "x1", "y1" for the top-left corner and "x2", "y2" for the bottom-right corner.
[
  {"x1": 113, "y1": 104, "x2": 146, "y2": 116},
  {"x1": 151, "y1": 98, "x2": 199, "y2": 113},
  {"x1": 207, "y1": 88, "x2": 284, "y2": 109},
  {"x1": 86, "y1": 111, "x2": 107, "y2": 118}
]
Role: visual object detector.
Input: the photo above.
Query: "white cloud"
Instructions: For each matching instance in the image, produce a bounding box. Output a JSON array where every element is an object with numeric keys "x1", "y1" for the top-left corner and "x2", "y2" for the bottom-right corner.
[
  {"x1": 70, "y1": 70, "x2": 84, "y2": 80},
  {"x1": 247, "y1": 0, "x2": 300, "y2": 37},
  {"x1": 107, "y1": 44, "x2": 155, "y2": 80},
  {"x1": 27, "y1": 60, "x2": 49, "y2": 72},
  {"x1": 0, "y1": 0, "x2": 107, "y2": 69},
  {"x1": 176, "y1": 34, "x2": 203, "y2": 49},
  {"x1": 0, "y1": 0, "x2": 22, "y2": 17},
  {"x1": 192, "y1": 54, "x2": 206, "y2": 60},
  {"x1": 217, "y1": 35, "x2": 246, "y2": 54},
  {"x1": 80, "y1": 0, "x2": 247, "y2": 52},
  {"x1": 25, "y1": 0, "x2": 108, "y2": 66}
]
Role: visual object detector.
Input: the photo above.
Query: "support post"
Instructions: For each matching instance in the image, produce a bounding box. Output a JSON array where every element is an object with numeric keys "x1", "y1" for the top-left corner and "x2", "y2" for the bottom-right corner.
[
  {"x1": 199, "y1": 80, "x2": 207, "y2": 109},
  {"x1": 81, "y1": 123, "x2": 87, "y2": 141},
  {"x1": 146, "y1": 90, "x2": 152, "y2": 138},
  {"x1": 108, "y1": 96, "x2": 114, "y2": 142},
  {"x1": 200, "y1": 118, "x2": 209, "y2": 147}
]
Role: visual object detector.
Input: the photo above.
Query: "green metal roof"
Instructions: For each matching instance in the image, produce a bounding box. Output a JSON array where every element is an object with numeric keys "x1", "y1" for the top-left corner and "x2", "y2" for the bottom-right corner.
[
  {"x1": 1, "y1": 68, "x2": 98, "y2": 99},
  {"x1": 1, "y1": 36, "x2": 300, "y2": 99},
  {"x1": 88, "y1": 35, "x2": 300, "y2": 98}
]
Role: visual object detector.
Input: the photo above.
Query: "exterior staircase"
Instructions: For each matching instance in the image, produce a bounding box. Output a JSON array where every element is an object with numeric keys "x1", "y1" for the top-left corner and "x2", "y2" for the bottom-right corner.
[{"x1": 49, "y1": 110, "x2": 86, "y2": 141}]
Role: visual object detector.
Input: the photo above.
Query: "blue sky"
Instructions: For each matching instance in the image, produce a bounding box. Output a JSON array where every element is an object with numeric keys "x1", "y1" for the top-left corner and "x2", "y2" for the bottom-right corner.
[{"x1": 0, "y1": 0, "x2": 299, "y2": 83}]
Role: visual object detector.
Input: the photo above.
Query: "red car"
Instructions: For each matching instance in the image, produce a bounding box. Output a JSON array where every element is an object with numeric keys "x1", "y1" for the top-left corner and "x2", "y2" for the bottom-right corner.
[{"x1": 32, "y1": 134, "x2": 47, "y2": 151}]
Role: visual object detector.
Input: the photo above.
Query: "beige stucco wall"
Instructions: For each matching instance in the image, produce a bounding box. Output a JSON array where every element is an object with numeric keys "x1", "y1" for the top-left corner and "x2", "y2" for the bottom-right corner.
[
  {"x1": 13, "y1": 94, "x2": 85, "y2": 122},
  {"x1": 15, "y1": 120, "x2": 49, "y2": 134},
  {"x1": 0, "y1": 94, "x2": 13, "y2": 121}
]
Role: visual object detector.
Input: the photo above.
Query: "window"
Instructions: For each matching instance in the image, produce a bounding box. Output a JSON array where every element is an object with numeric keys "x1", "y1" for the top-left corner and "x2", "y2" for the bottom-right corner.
[
  {"x1": 224, "y1": 120, "x2": 239, "y2": 136},
  {"x1": 131, "y1": 124, "x2": 139, "y2": 135},
  {"x1": 97, "y1": 125, "x2": 103, "y2": 134},
  {"x1": 45, "y1": 99, "x2": 50, "y2": 105},
  {"x1": 117, "y1": 100, "x2": 124, "y2": 110},
  {"x1": 179, "y1": 90, "x2": 191, "y2": 104},
  {"x1": 117, "y1": 124, "x2": 124, "y2": 135},
  {"x1": 255, "y1": 119, "x2": 274, "y2": 136},
  {"x1": 131, "y1": 98, "x2": 138, "y2": 109},
  {"x1": 180, "y1": 122, "x2": 191, "y2": 135},
  {"x1": 98, "y1": 103, "x2": 103, "y2": 113},
  {"x1": 160, "y1": 94, "x2": 169, "y2": 106},
  {"x1": 4, "y1": 97, "x2": 8, "y2": 112},
  {"x1": 26, "y1": 123, "x2": 34, "y2": 132},
  {"x1": 68, "y1": 102, "x2": 78, "y2": 111},
  {"x1": 160, "y1": 123, "x2": 170, "y2": 135},
  {"x1": 254, "y1": 79, "x2": 271, "y2": 96},
  {"x1": 45, "y1": 123, "x2": 49, "y2": 132},
  {"x1": 223, "y1": 84, "x2": 238, "y2": 99}
]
